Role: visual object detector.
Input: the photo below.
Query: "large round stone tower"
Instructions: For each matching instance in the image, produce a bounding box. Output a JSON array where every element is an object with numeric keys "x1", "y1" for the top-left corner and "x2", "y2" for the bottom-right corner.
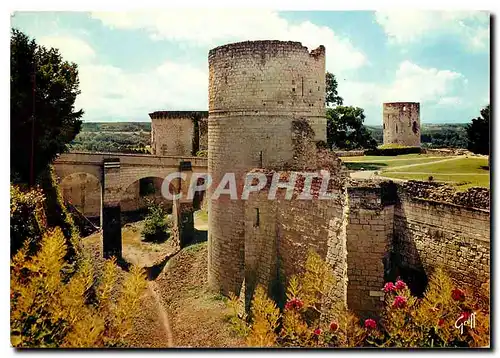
[
  {"x1": 207, "y1": 40, "x2": 327, "y2": 295},
  {"x1": 382, "y1": 102, "x2": 421, "y2": 147}
]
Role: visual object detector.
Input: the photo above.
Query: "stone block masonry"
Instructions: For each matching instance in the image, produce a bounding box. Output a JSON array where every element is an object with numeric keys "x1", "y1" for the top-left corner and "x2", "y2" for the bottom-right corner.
[
  {"x1": 383, "y1": 102, "x2": 421, "y2": 147},
  {"x1": 150, "y1": 111, "x2": 208, "y2": 157},
  {"x1": 346, "y1": 186, "x2": 394, "y2": 318},
  {"x1": 393, "y1": 193, "x2": 490, "y2": 288},
  {"x1": 207, "y1": 40, "x2": 327, "y2": 295}
]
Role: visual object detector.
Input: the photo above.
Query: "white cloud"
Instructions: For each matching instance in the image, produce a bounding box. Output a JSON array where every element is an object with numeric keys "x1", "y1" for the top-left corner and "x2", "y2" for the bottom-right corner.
[
  {"x1": 38, "y1": 35, "x2": 96, "y2": 64},
  {"x1": 75, "y1": 61, "x2": 208, "y2": 120},
  {"x1": 35, "y1": 32, "x2": 209, "y2": 121},
  {"x1": 339, "y1": 61, "x2": 466, "y2": 108},
  {"x1": 375, "y1": 10, "x2": 490, "y2": 51},
  {"x1": 90, "y1": 10, "x2": 367, "y2": 74},
  {"x1": 437, "y1": 97, "x2": 462, "y2": 106}
]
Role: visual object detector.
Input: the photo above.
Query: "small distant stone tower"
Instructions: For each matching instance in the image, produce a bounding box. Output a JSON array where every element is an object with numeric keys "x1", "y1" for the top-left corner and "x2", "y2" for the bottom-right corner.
[
  {"x1": 149, "y1": 111, "x2": 208, "y2": 156},
  {"x1": 207, "y1": 40, "x2": 327, "y2": 295},
  {"x1": 382, "y1": 102, "x2": 421, "y2": 147}
]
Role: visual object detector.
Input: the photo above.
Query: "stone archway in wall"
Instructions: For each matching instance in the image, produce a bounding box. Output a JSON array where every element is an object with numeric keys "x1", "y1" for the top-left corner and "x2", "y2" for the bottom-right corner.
[
  {"x1": 60, "y1": 172, "x2": 102, "y2": 225},
  {"x1": 120, "y1": 176, "x2": 174, "y2": 224}
]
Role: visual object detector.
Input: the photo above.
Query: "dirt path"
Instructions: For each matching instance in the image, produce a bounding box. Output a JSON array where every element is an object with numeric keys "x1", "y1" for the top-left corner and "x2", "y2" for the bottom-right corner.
[{"x1": 148, "y1": 281, "x2": 174, "y2": 347}]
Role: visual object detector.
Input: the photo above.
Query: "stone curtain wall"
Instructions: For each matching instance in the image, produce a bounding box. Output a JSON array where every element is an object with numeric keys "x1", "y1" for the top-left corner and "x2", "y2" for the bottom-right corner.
[
  {"x1": 207, "y1": 40, "x2": 327, "y2": 295},
  {"x1": 345, "y1": 186, "x2": 394, "y2": 318},
  {"x1": 61, "y1": 173, "x2": 101, "y2": 217},
  {"x1": 244, "y1": 189, "x2": 347, "y2": 310},
  {"x1": 149, "y1": 111, "x2": 208, "y2": 156},
  {"x1": 198, "y1": 118, "x2": 208, "y2": 151},
  {"x1": 383, "y1": 102, "x2": 421, "y2": 147},
  {"x1": 393, "y1": 196, "x2": 490, "y2": 288}
]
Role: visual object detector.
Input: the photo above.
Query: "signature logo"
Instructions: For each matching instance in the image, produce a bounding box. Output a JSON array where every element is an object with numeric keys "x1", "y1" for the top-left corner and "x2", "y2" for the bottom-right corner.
[{"x1": 455, "y1": 312, "x2": 476, "y2": 334}]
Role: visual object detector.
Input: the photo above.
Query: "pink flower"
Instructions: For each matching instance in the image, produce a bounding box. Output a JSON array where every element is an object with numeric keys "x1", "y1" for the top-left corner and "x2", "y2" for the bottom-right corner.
[
  {"x1": 430, "y1": 306, "x2": 439, "y2": 313},
  {"x1": 395, "y1": 280, "x2": 407, "y2": 290},
  {"x1": 313, "y1": 328, "x2": 322, "y2": 336},
  {"x1": 329, "y1": 321, "x2": 339, "y2": 332},
  {"x1": 392, "y1": 295, "x2": 407, "y2": 309},
  {"x1": 285, "y1": 298, "x2": 304, "y2": 310},
  {"x1": 383, "y1": 282, "x2": 396, "y2": 293},
  {"x1": 364, "y1": 319, "x2": 376, "y2": 329},
  {"x1": 452, "y1": 288, "x2": 466, "y2": 302}
]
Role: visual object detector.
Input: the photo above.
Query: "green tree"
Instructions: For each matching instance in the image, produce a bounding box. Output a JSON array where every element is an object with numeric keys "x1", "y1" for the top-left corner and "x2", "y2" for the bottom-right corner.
[
  {"x1": 466, "y1": 104, "x2": 490, "y2": 155},
  {"x1": 11, "y1": 29, "x2": 83, "y2": 184},
  {"x1": 326, "y1": 106, "x2": 377, "y2": 150},
  {"x1": 325, "y1": 72, "x2": 343, "y2": 107}
]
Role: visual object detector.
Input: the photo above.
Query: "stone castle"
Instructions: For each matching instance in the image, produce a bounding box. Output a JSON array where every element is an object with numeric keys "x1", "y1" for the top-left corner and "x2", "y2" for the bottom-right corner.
[
  {"x1": 57, "y1": 40, "x2": 489, "y2": 318},
  {"x1": 383, "y1": 102, "x2": 421, "y2": 147}
]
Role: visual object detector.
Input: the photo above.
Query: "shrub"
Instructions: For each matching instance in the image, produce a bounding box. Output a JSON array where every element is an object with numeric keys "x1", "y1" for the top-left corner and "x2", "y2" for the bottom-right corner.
[
  {"x1": 11, "y1": 227, "x2": 147, "y2": 348},
  {"x1": 141, "y1": 200, "x2": 172, "y2": 242},
  {"x1": 196, "y1": 150, "x2": 208, "y2": 157},
  {"x1": 10, "y1": 185, "x2": 46, "y2": 257},
  {"x1": 231, "y1": 252, "x2": 490, "y2": 348},
  {"x1": 36, "y1": 166, "x2": 80, "y2": 261}
]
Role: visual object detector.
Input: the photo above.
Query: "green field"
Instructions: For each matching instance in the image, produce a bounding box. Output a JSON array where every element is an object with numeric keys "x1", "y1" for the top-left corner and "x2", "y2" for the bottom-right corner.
[
  {"x1": 342, "y1": 154, "x2": 490, "y2": 190},
  {"x1": 379, "y1": 157, "x2": 490, "y2": 190},
  {"x1": 341, "y1": 154, "x2": 446, "y2": 171},
  {"x1": 379, "y1": 172, "x2": 489, "y2": 190}
]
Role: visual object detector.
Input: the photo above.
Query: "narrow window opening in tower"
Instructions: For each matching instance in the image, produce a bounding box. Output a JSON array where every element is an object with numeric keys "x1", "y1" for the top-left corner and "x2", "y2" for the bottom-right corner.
[
  {"x1": 301, "y1": 77, "x2": 304, "y2": 96},
  {"x1": 259, "y1": 151, "x2": 263, "y2": 168},
  {"x1": 412, "y1": 121, "x2": 419, "y2": 134},
  {"x1": 383, "y1": 123, "x2": 385, "y2": 129},
  {"x1": 396, "y1": 125, "x2": 398, "y2": 133},
  {"x1": 254, "y1": 208, "x2": 260, "y2": 227}
]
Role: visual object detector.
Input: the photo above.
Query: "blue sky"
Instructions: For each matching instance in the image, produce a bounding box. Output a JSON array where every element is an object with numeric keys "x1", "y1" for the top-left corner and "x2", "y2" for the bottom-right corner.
[{"x1": 11, "y1": 10, "x2": 490, "y2": 125}]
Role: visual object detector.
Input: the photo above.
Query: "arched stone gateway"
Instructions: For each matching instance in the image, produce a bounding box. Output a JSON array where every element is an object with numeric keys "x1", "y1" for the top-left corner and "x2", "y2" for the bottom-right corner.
[{"x1": 54, "y1": 151, "x2": 208, "y2": 258}]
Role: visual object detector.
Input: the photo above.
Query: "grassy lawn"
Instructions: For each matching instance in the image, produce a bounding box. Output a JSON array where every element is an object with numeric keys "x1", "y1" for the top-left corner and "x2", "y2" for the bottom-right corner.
[
  {"x1": 380, "y1": 157, "x2": 490, "y2": 190},
  {"x1": 380, "y1": 172, "x2": 490, "y2": 190},
  {"x1": 341, "y1": 154, "x2": 445, "y2": 170},
  {"x1": 387, "y1": 157, "x2": 489, "y2": 174}
]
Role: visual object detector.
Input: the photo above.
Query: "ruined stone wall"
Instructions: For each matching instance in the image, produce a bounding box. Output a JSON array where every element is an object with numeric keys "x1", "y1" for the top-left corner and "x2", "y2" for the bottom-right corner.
[
  {"x1": 383, "y1": 102, "x2": 421, "y2": 147},
  {"x1": 244, "y1": 187, "x2": 347, "y2": 309},
  {"x1": 150, "y1": 111, "x2": 208, "y2": 156},
  {"x1": 345, "y1": 186, "x2": 394, "y2": 318},
  {"x1": 61, "y1": 173, "x2": 101, "y2": 217},
  {"x1": 198, "y1": 118, "x2": 208, "y2": 151},
  {"x1": 393, "y1": 195, "x2": 490, "y2": 288},
  {"x1": 208, "y1": 40, "x2": 327, "y2": 295}
]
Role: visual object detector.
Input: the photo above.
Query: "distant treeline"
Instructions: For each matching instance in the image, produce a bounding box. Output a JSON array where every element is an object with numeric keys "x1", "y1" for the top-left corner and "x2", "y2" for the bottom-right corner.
[
  {"x1": 79, "y1": 122, "x2": 151, "y2": 132},
  {"x1": 70, "y1": 124, "x2": 151, "y2": 153},
  {"x1": 71, "y1": 122, "x2": 469, "y2": 153},
  {"x1": 366, "y1": 123, "x2": 468, "y2": 149}
]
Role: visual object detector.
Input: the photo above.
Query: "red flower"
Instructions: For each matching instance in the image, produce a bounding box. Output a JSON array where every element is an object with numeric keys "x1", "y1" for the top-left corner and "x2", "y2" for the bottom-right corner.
[
  {"x1": 395, "y1": 280, "x2": 407, "y2": 290},
  {"x1": 364, "y1": 319, "x2": 376, "y2": 329},
  {"x1": 313, "y1": 328, "x2": 322, "y2": 336},
  {"x1": 438, "y1": 318, "x2": 445, "y2": 327},
  {"x1": 451, "y1": 288, "x2": 466, "y2": 302},
  {"x1": 383, "y1": 282, "x2": 396, "y2": 293},
  {"x1": 392, "y1": 295, "x2": 407, "y2": 309},
  {"x1": 285, "y1": 298, "x2": 304, "y2": 310},
  {"x1": 329, "y1": 321, "x2": 339, "y2": 332}
]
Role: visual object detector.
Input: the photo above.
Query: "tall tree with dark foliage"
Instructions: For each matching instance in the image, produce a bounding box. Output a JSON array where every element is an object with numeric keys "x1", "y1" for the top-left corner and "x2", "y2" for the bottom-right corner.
[
  {"x1": 466, "y1": 104, "x2": 490, "y2": 155},
  {"x1": 11, "y1": 29, "x2": 83, "y2": 184}
]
